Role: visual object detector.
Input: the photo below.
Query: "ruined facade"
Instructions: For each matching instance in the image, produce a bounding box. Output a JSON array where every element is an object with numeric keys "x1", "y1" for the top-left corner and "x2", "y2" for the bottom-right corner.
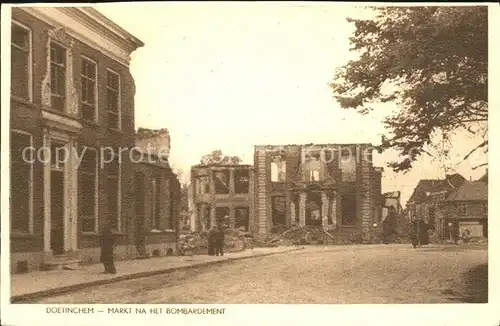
[
  {"x1": 190, "y1": 164, "x2": 254, "y2": 232},
  {"x1": 254, "y1": 144, "x2": 383, "y2": 242}
]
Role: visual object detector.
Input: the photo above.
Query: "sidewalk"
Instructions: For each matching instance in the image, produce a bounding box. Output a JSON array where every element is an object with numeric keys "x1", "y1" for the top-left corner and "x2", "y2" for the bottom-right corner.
[{"x1": 10, "y1": 246, "x2": 303, "y2": 302}]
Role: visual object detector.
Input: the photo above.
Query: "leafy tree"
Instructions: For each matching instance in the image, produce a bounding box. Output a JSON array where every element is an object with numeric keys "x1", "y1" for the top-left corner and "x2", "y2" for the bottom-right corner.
[
  {"x1": 200, "y1": 150, "x2": 242, "y2": 165},
  {"x1": 330, "y1": 6, "x2": 487, "y2": 172}
]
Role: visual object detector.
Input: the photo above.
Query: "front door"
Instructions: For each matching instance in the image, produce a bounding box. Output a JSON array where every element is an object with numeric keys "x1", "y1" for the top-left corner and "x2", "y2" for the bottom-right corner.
[
  {"x1": 306, "y1": 192, "x2": 322, "y2": 226},
  {"x1": 50, "y1": 169, "x2": 65, "y2": 254}
]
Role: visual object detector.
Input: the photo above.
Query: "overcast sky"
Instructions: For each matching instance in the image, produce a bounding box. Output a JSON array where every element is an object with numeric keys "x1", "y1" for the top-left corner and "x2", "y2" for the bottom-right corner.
[{"x1": 96, "y1": 2, "x2": 487, "y2": 205}]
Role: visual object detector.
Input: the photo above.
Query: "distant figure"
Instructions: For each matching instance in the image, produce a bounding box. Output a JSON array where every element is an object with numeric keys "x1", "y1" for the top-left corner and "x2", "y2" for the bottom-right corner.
[
  {"x1": 214, "y1": 224, "x2": 225, "y2": 256},
  {"x1": 100, "y1": 226, "x2": 117, "y2": 274},
  {"x1": 411, "y1": 218, "x2": 429, "y2": 248},
  {"x1": 461, "y1": 228, "x2": 471, "y2": 244},
  {"x1": 207, "y1": 226, "x2": 216, "y2": 256}
]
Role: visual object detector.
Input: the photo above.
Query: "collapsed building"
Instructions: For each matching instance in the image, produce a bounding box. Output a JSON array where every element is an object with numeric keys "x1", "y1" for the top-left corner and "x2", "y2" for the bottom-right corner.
[{"x1": 190, "y1": 143, "x2": 384, "y2": 243}]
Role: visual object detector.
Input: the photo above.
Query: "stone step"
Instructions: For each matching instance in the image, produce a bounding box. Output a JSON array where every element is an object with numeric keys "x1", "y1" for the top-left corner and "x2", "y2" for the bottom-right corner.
[{"x1": 41, "y1": 259, "x2": 81, "y2": 271}]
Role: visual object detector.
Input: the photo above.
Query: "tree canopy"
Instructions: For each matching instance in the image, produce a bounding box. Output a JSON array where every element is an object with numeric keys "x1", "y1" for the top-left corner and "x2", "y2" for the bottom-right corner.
[
  {"x1": 200, "y1": 150, "x2": 242, "y2": 165},
  {"x1": 330, "y1": 6, "x2": 488, "y2": 172}
]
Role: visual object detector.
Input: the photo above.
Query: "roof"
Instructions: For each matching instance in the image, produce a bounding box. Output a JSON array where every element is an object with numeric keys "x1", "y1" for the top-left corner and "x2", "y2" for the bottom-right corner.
[
  {"x1": 445, "y1": 181, "x2": 488, "y2": 202},
  {"x1": 478, "y1": 171, "x2": 488, "y2": 183},
  {"x1": 407, "y1": 173, "x2": 466, "y2": 204}
]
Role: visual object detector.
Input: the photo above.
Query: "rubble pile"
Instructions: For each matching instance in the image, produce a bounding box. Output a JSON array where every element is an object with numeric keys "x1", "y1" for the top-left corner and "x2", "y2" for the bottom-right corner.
[
  {"x1": 178, "y1": 229, "x2": 251, "y2": 256},
  {"x1": 268, "y1": 225, "x2": 328, "y2": 246}
]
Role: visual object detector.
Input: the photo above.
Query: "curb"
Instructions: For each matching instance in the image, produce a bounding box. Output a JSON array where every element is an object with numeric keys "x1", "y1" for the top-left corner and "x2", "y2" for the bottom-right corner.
[{"x1": 11, "y1": 247, "x2": 304, "y2": 303}]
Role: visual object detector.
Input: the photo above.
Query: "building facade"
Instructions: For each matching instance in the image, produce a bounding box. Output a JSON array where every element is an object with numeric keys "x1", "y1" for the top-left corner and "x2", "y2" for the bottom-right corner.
[
  {"x1": 437, "y1": 180, "x2": 488, "y2": 238},
  {"x1": 190, "y1": 164, "x2": 254, "y2": 232},
  {"x1": 254, "y1": 144, "x2": 382, "y2": 242},
  {"x1": 133, "y1": 128, "x2": 180, "y2": 258},
  {"x1": 10, "y1": 7, "x2": 144, "y2": 272}
]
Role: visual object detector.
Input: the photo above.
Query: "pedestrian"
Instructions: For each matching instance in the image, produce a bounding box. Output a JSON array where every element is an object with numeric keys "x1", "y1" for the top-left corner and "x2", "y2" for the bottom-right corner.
[
  {"x1": 100, "y1": 225, "x2": 117, "y2": 274},
  {"x1": 207, "y1": 226, "x2": 216, "y2": 256},
  {"x1": 214, "y1": 224, "x2": 225, "y2": 256}
]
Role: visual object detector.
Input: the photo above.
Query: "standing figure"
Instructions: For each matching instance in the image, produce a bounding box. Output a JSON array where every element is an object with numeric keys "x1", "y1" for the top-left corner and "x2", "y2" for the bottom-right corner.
[
  {"x1": 207, "y1": 226, "x2": 216, "y2": 256},
  {"x1": 214, "y1": 224, "x2": 225, "y2": 256},
  {"x1": 100, "y1": 226, "x2": 117, "y2": 274}
]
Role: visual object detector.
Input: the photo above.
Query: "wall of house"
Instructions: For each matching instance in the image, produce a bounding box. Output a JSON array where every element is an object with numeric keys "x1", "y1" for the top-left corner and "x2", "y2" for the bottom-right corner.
[{"x1": 10, "y1": 9, "x2": 139, "y2": 270}]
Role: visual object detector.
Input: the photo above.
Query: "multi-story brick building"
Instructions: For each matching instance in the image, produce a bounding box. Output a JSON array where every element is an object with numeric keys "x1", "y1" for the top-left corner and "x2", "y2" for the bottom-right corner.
[
  {"x1": 190, "y1": 164, "x2": 254, "y2": 232},
  {"x1": 254, "y1": 143, "x2": 382, "y2": 242},
  {"x1": 9, "y1": 7, "x2": 144, "y2": 272}
]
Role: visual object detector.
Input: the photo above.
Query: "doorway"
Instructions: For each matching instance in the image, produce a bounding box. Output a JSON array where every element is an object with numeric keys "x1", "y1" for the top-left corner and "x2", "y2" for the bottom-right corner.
[
  {"x1": 50, "y1": 167, "x2": 65, "y2": 255},
  {"x1": 306, "y1": 192, "x2": 322, "y2": 226}
]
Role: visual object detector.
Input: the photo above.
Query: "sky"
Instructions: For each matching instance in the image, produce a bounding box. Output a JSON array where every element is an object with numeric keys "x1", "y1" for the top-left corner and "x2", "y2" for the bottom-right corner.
[{"x1": 96, "y1": 2, "x2": 487, "y2": 205}]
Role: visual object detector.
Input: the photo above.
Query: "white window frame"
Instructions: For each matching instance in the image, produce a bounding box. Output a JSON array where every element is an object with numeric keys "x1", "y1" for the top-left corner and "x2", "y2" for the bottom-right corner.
[
  {"x1": 49, "y1": 40, "x2": 68, "y2": 111},
  {"x1": 10, "y1": 129, "x2": 34, "y2": 234},
  {"x1": 11, "y1": 20, "x2": 33, "y2": 102},
  {"x1": 107, "y1": 153, "x2": 122, "y2": 232},
  {"x1": 79, "y1": 147, "x2": 99, "y2": 234},
  {"x1": 106, "y1": 68, "x2": 122, "y2": 130},
  {"x1": 80, "y1": 55, "x2": 98, "y2": 122}
]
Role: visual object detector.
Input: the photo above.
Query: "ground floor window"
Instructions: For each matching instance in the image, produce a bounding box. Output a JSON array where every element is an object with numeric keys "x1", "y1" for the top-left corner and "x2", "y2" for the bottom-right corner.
[
  {"x1": 79, "y1": 148, "x2": 98, "y2": 233},
  {"x1": 215, "y1": 206, "x2": 230, "y2": 226},
  {"x1": 235, "y1": 207, "x2": 250, "y2": 231},
  {"x1": 271, "y1": 196, "x2": 286, "y2": 226},
  {"x1": 106, "y1": 153, "x2": 121, "y2": 231},
  {"x1": 341, "y1": 192, "x2": 356, "y2": 226},
  {"x1": 10, "y1": 130, "x2": 33, "y2": 233}
]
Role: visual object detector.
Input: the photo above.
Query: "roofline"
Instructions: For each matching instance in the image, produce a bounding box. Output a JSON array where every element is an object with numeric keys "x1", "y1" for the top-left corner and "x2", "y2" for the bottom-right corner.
[
  {"x1": 191, "y1": 164, "x2": 254, "y2": 169},
  {"x1": 254, "y1": 143, "x2": 374, "y2": 148},
  {"x1": 78, "y1": 7, "x2": 145, "y2": 49}
]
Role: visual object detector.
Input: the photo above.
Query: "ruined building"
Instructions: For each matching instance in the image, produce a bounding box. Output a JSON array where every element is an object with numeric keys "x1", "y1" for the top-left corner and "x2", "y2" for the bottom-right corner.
[
  {"x1": 190, "y1": 143, "x2": 383, "y2": 242},
  {"x1": 254, "y1": 144, "x2": 382, "y2": 242},
  {"x1": 190, "y1": 164, "x2": 254, "y2": 232}
]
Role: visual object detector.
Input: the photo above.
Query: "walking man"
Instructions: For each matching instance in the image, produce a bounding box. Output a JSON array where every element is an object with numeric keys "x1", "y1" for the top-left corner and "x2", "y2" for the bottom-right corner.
[
  {"x1": 100, "y1": 225, "x2": 117, "y2": 274},
  {"x1": 214, "y1": 224, "x2": 225, "y2": 256}
]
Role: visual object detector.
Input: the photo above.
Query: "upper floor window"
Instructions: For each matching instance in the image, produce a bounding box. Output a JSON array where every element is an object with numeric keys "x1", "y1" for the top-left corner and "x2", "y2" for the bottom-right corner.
[
  {"x1": 50, "y1": 42, "x2": 67, "y2": 111},
  {"x1": 340, "y1": 148, "x2": 356, "y2": 182},
  {"x1": 456, "y1": 203, "x2": 467, "y2": 216},
  {"x1": 234, "y1": 169, "x2": 250, "y2": 193},
  {"x1": 214, "y1": 170, "x2": 230, "y2": 194},
  {"x1": 106, "y1": 69, "x2": 121, "y2": 130},
  {"x1": 196, "y1": 176, "x2": 210, "y2": 195},
  {"x1": 81, "y1": 57, "x2": 97, "y2": 121},
  {"x1": 270, "y1": 156, "x2": 286, "y2": 182},
  {"x1": 11, "y1": 22, "x2": 31, "y2": 100}
]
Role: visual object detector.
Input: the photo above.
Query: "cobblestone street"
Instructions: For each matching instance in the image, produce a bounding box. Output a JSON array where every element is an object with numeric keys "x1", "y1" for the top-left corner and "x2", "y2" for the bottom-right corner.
[{"x1": 32, "y1": 243, "x2": 488, "y2": 304}]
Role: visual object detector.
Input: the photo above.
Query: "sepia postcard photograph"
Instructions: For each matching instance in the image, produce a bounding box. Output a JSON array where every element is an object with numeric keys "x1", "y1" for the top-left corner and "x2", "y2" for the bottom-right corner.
[{"x1": 1, "y1": 2, "x2": 498, "y2": 326}]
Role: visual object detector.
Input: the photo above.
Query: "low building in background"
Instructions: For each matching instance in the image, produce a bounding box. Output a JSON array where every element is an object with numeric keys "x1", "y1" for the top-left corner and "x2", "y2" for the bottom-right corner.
[
  {"x1": 190, "y1": 164, "x2": 254, "y2": 232},
  {"x1": 438, "y1": 180, "x2": 488, "y2": 238}
]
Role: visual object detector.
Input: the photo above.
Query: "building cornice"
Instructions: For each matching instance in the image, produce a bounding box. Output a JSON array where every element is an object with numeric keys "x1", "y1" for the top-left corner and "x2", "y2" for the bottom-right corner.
[{"x1": 19, "y1": 7, "x2": 144, "y2": 67}]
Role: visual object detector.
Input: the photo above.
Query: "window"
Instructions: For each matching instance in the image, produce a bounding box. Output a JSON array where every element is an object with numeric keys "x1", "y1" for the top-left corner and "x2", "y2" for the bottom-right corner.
[
  {"x1": 271, "y1": 196, "x2": 286, "y2": 226},
  {"x1": 215, "y1": 207, "x2": 230, "y2": 226},
  {"x1": 341, "y1": 192, "x2": 357, "y2": 226},
  {"x1": 50, "y1": 42, "x2": 67, "y2": 111},
  {"x1": 106, "y1": 153, "x2": 121, "y2": 231},
  {"x1": 151, "y1": 177, "x2": 161, "y2": 230},
  {"x1": 81, "y1": 57, "x2": 97, "y2": 121},
  {"x1": 11, "y1": 22, "x2": 31, "y2": 100},
  {"x1": 456, "y1": 203, "x2": 467, "y2": 216},
  {"x1": 234, "y1": 169, "x2": 250, "y2": 193},
  {"x1": 483, "y1": 202, "x2": 488, "y2": 214},
  {"x1": 270, "y1": 158, "x2": 286, "y2": 182},
  {"x1": 214, "y1": 170, "x2": 230, "y2": 194},
  {"x1": 79, "y1": 148, "x2": 98, "y2": 233},
  {"x1": 309, "y1": 170, "x2": 320, "y2": 182},
  {"x1": 196, "y1": 176, "x2": 210, "y2": 195},
  {"x1": 10, "y1": 131, "x2": 33, "y2": 233},
  {"x1": 340, "y1": 148, "x2": 356, "y2": 182},
  {"x1": 235, "y1": 207, "x2": 249, "y2": 231},
  {"x1": 106, "y1": 69, "x2": 121, "y2": 129}
]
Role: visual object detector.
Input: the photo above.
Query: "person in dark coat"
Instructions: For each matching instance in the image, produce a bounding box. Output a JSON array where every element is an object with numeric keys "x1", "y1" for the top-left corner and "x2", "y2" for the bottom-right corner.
[
  {"x1": 214, "y1": 224, "x2": 225, "y2": 257},
  {"x1": 207, "y1": 226, "x2": 216, "y2": 256},
  {"x1": 100, "y1": 226, "x2": 116, "y2": 274}
]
